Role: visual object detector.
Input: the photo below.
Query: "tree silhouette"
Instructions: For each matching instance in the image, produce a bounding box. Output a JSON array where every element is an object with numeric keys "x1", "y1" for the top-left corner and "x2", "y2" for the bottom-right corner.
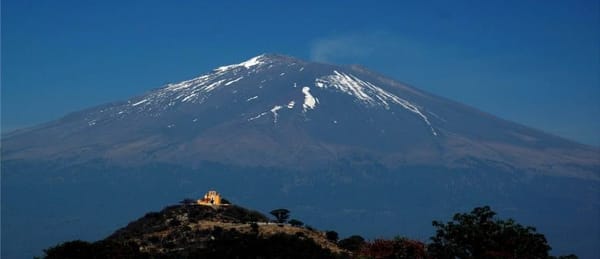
[
  {"x1": 325, "y1": 231, "x2": 339, "y2": 242},
  {"x1": 338, "y1": 235, "x2": 365, "y2": 252},
  {"x1": 428, "y1": 206, "x2": 551, "y2": 259},
  {"x1": 270, "y1": 209, "x2": 290, "y2": 224}
]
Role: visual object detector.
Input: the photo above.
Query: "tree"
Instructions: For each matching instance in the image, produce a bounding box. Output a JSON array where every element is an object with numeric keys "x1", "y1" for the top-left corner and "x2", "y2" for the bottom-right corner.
[
  {"x1": 288, "y1": 219, "x2": 304, "y2": 227},
  {"x1": 428, "y1": 206, "x2": 551, "y2": 259},
  {"x1": 220, "y1": 198, "x2": 231, "y2": 205},
  {"x1": 325, "y1": 230, "x2": 339, "y2": 242},
  {"x1": 338, "y1": 235, "x2": 365, "y2": 252},
  {"x1": 270, "y1": 209, "x2": 290, "y2": 224}
]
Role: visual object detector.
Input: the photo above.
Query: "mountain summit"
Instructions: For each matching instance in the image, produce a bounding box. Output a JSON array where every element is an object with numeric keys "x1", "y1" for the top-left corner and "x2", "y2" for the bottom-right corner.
[
  {"x1": 2, "y1": 54, "x2": 597, "y2": 178},
  {"x1": 2, "y1": 54, "x2": 599, "y2": 258}
]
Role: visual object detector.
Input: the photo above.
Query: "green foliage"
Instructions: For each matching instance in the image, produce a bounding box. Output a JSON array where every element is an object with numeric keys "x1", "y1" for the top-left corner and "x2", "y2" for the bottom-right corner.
[
  {"x1": 428, "y1": 206, "x2": 551, "y2": 259},
  {"x1": 270, "y1": 208, "x2": 290, "y2": 223},
  {"x1": 338, "y1": 235, "x2": 365, "y2": 252},
  {"x1": 288, "y1": 219, "x2": 304, "y2": 227}
]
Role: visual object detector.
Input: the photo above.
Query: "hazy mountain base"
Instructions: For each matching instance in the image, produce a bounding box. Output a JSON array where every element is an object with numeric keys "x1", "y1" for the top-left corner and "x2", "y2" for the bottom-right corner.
[{"x1": 2, "y1": 160, "x2": 598, "y2": 258}]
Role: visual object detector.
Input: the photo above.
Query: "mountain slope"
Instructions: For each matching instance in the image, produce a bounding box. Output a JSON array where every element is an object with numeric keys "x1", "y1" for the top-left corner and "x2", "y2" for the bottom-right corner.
[
  {"x1": 2, "y1": 54, "x2": 599, "y2": 258},
  {"x1": 2, "y1": 54, "x2": 598, "y2": 178}
]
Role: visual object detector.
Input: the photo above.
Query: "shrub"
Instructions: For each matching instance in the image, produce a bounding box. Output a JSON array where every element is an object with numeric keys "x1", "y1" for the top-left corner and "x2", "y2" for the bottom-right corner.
[
  {"x1": 325, "y1": 230, "x2": 339, "y2": 242},
  {"x1": 338, "y1": 235, "x2": 365, "y2": 252},
  {"x1": 270, "y1": 209, "x2": 290, "y2": 224}
]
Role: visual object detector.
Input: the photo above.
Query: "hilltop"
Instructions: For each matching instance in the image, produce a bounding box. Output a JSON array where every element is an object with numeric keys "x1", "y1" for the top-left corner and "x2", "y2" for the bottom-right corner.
[
  {"x1": 43, "y1": 203, "x2": 347, "y2": 258},
  {"x1": 41, "y1": 199, "x2": 579, "y2": 259}
]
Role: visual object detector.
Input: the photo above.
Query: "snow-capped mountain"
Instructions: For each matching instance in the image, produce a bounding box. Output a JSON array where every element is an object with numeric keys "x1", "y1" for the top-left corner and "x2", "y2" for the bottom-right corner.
[
  {"x1": 2, "y1": 54, "x2": 599, "y2": 258},
  {"x1": 2, "y1": 54, "x2": 597, "y2": 178}
]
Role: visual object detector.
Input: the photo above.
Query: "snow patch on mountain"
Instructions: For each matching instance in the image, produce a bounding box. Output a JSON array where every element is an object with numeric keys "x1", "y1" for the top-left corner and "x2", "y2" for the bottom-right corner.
[
  {"x1": 270, "y1": 105, "x2": 283, "y2": 123},
  {"x1": 111, "y1": 55, "x2": 432, "y2": 136},
  {"x1": 115, "y1": 55, "x2": 279, "y2": 116},
  {"x1": 131, "y1": 99, "x2": 148, "y2": 106},
  {"x1": 248, "y1": 99, "x2": 297, "y2": 124},
  {"x1": 248, "y1": 112, "x2": 268, "y2": 121},
  {"x1": 316, "y1": 71, "x2": 437, "y2": 136},
  {"x1": 302, "y1": 87, "x2": 318, "y2": 112},
  {"x1": 181, "y1": 94, "x2": 198, "y2": 102},
  {"x1": 225, "y1": 76, "x2": 244, "y2": 86},
  {"x1": 215, "y1": 55, "x2": 267, "y2": 72}
]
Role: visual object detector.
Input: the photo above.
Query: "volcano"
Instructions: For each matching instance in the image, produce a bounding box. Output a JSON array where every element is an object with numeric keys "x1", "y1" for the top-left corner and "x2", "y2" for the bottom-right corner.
[
  {"x1": 3, "y1": 54, "x2": 598, "y2": 177},
  {"x1": 2, "y1": 54, "x2": 599, "y2": 258}
]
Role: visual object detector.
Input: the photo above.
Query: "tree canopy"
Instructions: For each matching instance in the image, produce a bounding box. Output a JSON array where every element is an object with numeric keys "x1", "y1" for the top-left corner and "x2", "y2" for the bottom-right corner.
[
  {"x1": 270, "y1": 209, "x2": 290, "y2": 224},
  {"x1": 325, "y1": 231, "x2": 339, "y2": 242},
  {"x1": 338, "y1": 235, "x2": 365, "y2": 252},
  {"x1": 428, "y1": 206, "x2": 551, "y2": 259}
]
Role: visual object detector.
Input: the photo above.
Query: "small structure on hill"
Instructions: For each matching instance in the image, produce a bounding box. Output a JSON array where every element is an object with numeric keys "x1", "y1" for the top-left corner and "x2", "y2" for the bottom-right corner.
[{"x1": 197, "y1": 190, "x2": 222, "y2": 206}]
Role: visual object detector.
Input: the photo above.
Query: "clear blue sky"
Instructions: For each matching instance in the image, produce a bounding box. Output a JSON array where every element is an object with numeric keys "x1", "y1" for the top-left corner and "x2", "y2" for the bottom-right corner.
[{"x1": 2, "y1": 0, "x2": 599, "y2": 146}]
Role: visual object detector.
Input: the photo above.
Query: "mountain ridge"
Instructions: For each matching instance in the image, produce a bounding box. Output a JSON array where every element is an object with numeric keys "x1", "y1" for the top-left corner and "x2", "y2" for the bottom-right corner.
[
  {"x1": 2, "y1": 54, "x2": 598, "y2": 179},
  {"x1": 2, "y1": 53, "x2": 591, "y2": 150}
]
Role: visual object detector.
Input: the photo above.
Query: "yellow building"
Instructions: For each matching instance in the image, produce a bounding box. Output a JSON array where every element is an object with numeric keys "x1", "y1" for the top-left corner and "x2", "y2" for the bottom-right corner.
[{"x1": 197, "y1": 190, "x2": 222, "y2": 205}]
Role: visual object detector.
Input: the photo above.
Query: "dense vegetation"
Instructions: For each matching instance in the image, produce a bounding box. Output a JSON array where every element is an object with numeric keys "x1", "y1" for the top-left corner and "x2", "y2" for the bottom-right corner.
[
  {"x1": 42, "y1": 204, "x2": 578, "y2": 259},
  {"x1": 428, "y1": 206, "x2": 550, "y2": 258}
]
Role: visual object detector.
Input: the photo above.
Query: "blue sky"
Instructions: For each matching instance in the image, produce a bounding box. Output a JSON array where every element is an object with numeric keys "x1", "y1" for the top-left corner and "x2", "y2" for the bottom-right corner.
[{"x1": 2, "y1": 0, "x2": 599, "y2": 146}]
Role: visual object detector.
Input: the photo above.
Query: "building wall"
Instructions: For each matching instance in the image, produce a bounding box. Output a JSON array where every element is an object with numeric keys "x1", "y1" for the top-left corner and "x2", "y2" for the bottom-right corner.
[{"x1": 197, "y1": 190, "x2": 221, "y2": 205}]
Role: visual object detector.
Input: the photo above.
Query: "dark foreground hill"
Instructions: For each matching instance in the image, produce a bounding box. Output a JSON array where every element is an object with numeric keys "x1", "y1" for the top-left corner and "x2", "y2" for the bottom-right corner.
[
  {"x1": 42, "y1": 204, "x2": 345, "y2": 259},
  {"x1": 41, "y1": 203, "x2": 579, "y2": 259}
]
